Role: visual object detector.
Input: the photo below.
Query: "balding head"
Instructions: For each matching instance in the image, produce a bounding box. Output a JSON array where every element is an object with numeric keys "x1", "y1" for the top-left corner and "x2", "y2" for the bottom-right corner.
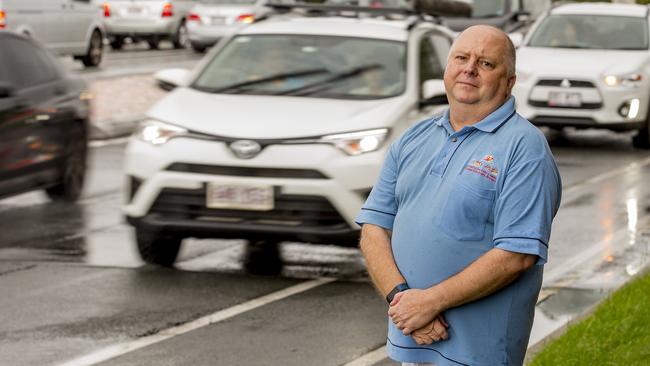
[{"x1": 453, "y1": 25, "x2": 516, "y2": 77}]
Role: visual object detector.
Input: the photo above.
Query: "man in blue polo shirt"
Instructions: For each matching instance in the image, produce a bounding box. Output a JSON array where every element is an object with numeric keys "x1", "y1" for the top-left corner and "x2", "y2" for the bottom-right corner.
[{"x1": 356, "y1": 25, "x2": 562, "y2": 366}]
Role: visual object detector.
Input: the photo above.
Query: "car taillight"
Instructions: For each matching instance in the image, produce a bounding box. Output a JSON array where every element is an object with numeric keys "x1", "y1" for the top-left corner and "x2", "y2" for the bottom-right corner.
[
  {"x1": 162, "y1": 3, "x2": 173, "y2": 17},
  {"x1": 0, "y1": 10, "x2": 6, "y2": 28},
  {"x1": 236, "y1": 13, "x2": 254, "y2": 24},
  {"x1": 187, "y1": 13, "x2": 200, "y2": 22},
  {"x1": 102, "y1": 3, "x2": 110, "y2": 17}
]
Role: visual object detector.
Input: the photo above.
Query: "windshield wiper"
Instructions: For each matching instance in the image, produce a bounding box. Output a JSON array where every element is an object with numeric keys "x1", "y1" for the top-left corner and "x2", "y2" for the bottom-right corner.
[
  {"x1": 277, "y1": 64, "x2": 384, "y2": 96},
  {"x1": 194, "y1": 68, "x2": 330, "y2": 94}
]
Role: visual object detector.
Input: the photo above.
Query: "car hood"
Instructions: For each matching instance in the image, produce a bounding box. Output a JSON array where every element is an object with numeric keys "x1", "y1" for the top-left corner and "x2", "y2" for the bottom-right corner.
[
  {"x1": 147, "y1": 87, "x2": 408, "y2": 139},
  {"x1": 517, "y1": 47, "x2": 649, "y2": 78}
]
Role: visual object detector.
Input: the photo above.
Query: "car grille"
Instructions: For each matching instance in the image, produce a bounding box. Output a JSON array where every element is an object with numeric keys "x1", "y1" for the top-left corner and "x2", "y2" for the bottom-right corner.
[
  {"x1": 528, "y1": 101, "x2": 602, "y2": 109},
  {"x1": 149, "y1": 187, "x2": 348, "y2": 227},
  {"x1": 535, "y1": 79, "x2": 595, "y2": 88},
  {"x1": 166, "y1": 163, "x2": 329, "y2": 179}
]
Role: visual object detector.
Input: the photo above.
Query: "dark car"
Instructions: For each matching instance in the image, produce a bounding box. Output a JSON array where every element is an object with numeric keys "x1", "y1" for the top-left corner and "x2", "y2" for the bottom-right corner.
[{"x1": 0, "y1": 31, "x2": 89, "y2": 202}]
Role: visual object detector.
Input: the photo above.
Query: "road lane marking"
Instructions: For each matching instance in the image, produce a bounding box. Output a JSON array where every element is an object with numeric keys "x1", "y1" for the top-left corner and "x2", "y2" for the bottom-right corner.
[
  {"x1": 343, "y1": 346, "x2": 387, "y2": 366},
  {"x1": 57, "y1": 277, "x2": 336, "y2": 366}
]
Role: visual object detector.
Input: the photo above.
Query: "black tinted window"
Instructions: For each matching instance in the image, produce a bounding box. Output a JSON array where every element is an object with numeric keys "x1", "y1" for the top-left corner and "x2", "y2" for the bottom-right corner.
[
  {"x1": 419, "y1": 38, "x2": 444, "y2": 81},
  {"x1": 0, "y1": 37, "x2": 59, "y2": 89}
]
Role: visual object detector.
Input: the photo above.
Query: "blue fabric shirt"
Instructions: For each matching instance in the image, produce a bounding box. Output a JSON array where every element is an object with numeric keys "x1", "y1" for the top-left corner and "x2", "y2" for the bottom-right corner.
[{"x1": 355, "y1": 97, "x2": 562, "y2": 366}]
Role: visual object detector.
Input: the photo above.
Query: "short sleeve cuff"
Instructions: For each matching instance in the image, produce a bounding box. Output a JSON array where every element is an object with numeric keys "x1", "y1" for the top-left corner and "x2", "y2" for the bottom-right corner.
[
  {"x1": 355, "y1": 208, "x2": 395, "y2": 231},
  {"x1": 494, "y1": 237, "x2": 548, "y2": 265}
]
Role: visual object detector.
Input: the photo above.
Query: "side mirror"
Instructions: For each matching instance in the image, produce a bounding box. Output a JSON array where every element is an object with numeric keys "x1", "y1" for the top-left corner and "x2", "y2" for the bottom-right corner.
[
  {"x1": 420, "y1": 79, "x2": 448, "y2": 107},
  {"x1": 0, "y1": 81, "x2": 17, "y2": 98},
  {"x1": 508, "y1": 32, "x2": 524, "y2": 48},
  {"x1": 515, "y1": 11, "x2": 530, "y2": 23},
  {"x1": 154, "y1": 68, "x2": 191, "y2": 91}
]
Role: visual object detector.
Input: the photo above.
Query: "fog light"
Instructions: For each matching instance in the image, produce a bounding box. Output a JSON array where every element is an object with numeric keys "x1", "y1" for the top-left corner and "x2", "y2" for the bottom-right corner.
[{"x1": 619, "y1": 99, "x2": 640, "y2": 119}]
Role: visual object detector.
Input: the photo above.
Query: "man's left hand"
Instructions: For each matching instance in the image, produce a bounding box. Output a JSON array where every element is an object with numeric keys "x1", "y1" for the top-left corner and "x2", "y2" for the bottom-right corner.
[{"x1": 388, "y1": 288, "x2": 440, "y2": 335}]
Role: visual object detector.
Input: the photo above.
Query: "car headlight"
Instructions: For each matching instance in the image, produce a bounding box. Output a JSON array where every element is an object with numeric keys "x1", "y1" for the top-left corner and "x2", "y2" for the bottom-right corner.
[
  {"x1": 136, "y1": 119, "x2": 188, "y2": 145},
  {"x1": 319, "y1": 128, "x2": 389, "y2": 156},
  {"x1": 603, "y1": 73, "x2": 643, "y2": 87}
]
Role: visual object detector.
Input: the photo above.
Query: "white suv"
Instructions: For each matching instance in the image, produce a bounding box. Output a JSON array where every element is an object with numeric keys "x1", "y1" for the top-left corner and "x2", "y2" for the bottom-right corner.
[
  {"x1": 122, "y1": 4, "x2": 454, "y2": 266},
  {"x1": 513, "y1": 2, "x2": 650, "y2": 148}
]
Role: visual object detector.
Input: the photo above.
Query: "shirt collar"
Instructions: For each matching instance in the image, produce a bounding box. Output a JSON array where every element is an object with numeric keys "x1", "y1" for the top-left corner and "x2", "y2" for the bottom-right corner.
[{"x1": 434, "y1": 96, "x2": 516, "y2": 134}]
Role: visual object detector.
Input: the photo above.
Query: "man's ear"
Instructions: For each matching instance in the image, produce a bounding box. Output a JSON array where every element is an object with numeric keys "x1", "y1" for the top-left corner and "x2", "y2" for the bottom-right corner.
[{"x1": 507, "y1": 75, "x2": 516, "y2": 92}]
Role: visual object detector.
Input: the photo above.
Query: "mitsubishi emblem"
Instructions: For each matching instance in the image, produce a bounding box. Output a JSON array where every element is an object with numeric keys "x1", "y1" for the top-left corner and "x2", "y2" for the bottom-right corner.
[
  {"x1": 560, "y1": 79, "x2": 572, "y2": 88},
  {"x1": 229, "y1": 140, "x2": 262, "y2": 159}
]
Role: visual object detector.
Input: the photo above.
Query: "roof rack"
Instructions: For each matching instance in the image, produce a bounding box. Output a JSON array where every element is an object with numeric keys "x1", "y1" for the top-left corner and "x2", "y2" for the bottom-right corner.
[{"x1": 265, "y1": 2, "x2": 418, "y2": 18}]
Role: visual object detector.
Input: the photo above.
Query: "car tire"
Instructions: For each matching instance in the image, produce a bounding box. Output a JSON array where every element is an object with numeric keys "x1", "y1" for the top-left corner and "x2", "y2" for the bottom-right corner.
[
  {"x1": 110, "y1": 36, "x2": 124, "y2": 50},
  {"x1": 632, "y1": 110, "x2": 650, "y2": 149},
  {"x1": 147, "y1": 37, "x2": 160, "y2": 49},
  {"x1": 135, "y1": 228, "x2": 182, "y2": 267},
  {"x1": 172, "y1": 22, "x2": 189, "y2": 49},
  {"x1": 45, "y1": 122, "x2": 87, "y2": 202},
  {"x1": 80, "y1": 30, "x2": 103, "y2": 67},
  {"x1": 191, "y1": 44, "x2": 206, "y2": 53},
  {"x1": 243, "y1": 240, "x2": 283, "y2": 275}
]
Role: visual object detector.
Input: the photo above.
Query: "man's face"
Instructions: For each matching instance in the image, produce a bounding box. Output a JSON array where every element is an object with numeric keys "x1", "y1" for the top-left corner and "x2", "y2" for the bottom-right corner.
[{"x1": 443, "y1": 27, "x2": 515, "y2": 108}]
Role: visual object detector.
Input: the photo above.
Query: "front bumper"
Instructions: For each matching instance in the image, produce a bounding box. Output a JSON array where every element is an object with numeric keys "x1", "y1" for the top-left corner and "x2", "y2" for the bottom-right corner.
[
  {"x1": 513, "y1": 78, "x2": 649, "y2": 129},
  {"x1": 122, "y1": 136, "x2": 382, "y2": 246}
]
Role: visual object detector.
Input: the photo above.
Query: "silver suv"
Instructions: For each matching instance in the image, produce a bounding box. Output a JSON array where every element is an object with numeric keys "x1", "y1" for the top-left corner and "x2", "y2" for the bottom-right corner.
[{"x1": 102, "y1": 0, "x2": 197, "y2": 49}]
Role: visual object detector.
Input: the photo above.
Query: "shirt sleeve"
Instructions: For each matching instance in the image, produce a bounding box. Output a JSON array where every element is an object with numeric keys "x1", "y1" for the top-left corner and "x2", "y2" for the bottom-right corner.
[
  {"x1": 493, "y1": 156, "x2": 562, "y2": 265},
  {"x1": 354, "y1": 141, "x2": 400, "y2": 231}
]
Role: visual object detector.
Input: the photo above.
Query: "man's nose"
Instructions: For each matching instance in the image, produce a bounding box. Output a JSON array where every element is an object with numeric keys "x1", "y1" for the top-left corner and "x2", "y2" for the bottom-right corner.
[{"x1": 462, "y1": 60, "x2": 478, "y2": 75}]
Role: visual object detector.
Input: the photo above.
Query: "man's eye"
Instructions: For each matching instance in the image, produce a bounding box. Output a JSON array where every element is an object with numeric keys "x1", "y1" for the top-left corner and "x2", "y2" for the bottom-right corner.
[{"x1": 481, "y1": 61, "x2": 494, "y2": 68}]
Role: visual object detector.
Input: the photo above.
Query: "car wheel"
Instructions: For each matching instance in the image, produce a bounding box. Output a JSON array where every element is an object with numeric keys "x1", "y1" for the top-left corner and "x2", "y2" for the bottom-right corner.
[
  {"x1": 45, "y1": 122, "x2": 87, "y2": 202},
  {"x1": 110, "y1": 36, "x2": 124, "y2": 50},
  {"x1": 172, "y1": 22, "x2": 189, "y2": 49},
  {"x1": 191, "y1": 44, "x2": 206, "y2": 53},
  {"x1": 81, "y1": 30, "x2": 103, "y2": 67},
  {"x1": 147, "y1": 37, "x2": 160, "y2": 49},
  {"x1": 135, "y1": 228, "x2": 182, "y2": 267},
  {"x1": 243, "y1": 240, "x2": 283, "y2": 275},
  {"x1": 633, "y1": 125, "x2": 650, "y2": 149}
]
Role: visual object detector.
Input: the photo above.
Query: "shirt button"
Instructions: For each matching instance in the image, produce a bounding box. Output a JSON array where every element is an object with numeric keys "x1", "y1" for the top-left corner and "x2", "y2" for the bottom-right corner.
[{"x1": 451, "y1": 137, "x2": 458, "y2": 142}]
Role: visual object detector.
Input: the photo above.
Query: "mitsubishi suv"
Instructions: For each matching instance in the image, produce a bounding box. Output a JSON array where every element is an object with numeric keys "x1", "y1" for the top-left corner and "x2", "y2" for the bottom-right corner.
[
  {"x1": 122, "y1": 4, "x2": 454, "y2": 266},
  {"x1": 513, "y1": 2, "x2": 650, "y2": 148}
]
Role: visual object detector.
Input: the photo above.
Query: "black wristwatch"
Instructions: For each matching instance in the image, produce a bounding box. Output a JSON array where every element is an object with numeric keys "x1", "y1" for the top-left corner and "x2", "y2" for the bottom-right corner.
[{"x1": 386, "y1": 282, "x2": 410, "y2": 304}]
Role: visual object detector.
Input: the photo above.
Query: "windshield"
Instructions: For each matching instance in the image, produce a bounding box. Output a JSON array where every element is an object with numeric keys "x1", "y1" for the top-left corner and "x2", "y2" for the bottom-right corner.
[
  {"x1": 467, "y1": 0, "x2": 507, "y2": 18},
  {"x1": 192, "y1": 35, "x2": 407, "y2": 99},
  {"x1": 528, "y1": 14, "x2": 649, "y2": 50},
  {"x1": 199, "y1": 0, "x2": 257, "y2": 5}
]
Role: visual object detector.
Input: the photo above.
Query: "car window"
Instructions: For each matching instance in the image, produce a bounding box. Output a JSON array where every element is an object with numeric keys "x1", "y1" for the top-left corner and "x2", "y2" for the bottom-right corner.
[
  {"x1": 466, "y1": 0, "x2": 507, "y2": 18},
  {"x1": 193, "y1": 35, "x2": 407, "y2": 99},
  {"x1": 0, "y1": 37, "x2": 59, "y2": 89},
  {"x1": 528, "y1": 14, "x2": 649, "y2": 50},
  {"x1": 419, "y1": 37, "x2": 444, "y2": 82}
]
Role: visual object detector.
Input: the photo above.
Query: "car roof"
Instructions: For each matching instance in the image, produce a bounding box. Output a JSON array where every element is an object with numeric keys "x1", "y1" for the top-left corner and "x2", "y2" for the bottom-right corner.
[
  {"x1": 550, "y1": 2, "x2": 648, "y2": 18},
  {"x1": 239, "y1": 16, "x2": 412, "y2": 41}
]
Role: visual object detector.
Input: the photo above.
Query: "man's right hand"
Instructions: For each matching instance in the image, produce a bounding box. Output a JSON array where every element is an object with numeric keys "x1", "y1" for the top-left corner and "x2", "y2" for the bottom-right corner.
[{"x1": 411, "y1": 315, "x2": 449, "y2": 345}]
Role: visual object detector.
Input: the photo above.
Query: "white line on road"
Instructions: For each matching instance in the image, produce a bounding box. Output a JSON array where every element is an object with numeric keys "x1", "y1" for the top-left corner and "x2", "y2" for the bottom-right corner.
[
  {"x1": 343, "y1": 346, "x2": 388, "y2": 366},
  {"x1": 57, "y1": 277, "x2": 336, "y2": 366}
]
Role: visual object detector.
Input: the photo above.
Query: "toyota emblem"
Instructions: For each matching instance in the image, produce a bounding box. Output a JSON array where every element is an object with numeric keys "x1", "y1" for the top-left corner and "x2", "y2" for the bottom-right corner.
[{"x1": 229, "y1": 140, "x2": 262, "y2": 159}]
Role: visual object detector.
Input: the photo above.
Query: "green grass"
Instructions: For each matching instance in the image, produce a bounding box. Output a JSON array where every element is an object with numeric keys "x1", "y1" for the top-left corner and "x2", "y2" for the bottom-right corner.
[{"x1": 529, "y1": 271, "x2": 650, "y2": 366}]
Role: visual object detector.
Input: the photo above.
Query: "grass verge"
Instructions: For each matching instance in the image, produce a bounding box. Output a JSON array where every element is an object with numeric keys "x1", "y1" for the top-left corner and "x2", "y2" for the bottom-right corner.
[{"x1": 529, "y1": 271, "x2": 650, "y2": 365}]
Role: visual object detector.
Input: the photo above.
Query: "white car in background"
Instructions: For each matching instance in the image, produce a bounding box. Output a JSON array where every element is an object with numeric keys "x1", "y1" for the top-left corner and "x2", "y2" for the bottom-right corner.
[
  {"x1": 0, "y1": 0, "x2": 105, "y2": 67},
  {"x1": 122, "y1": 4, "x2": 454, "y2": 266},
  {"x1": 186, "y1": 0, "x2": 284, "y2": 53},
  {"x1": 102, "y1": 0, "x2": 196, "y2": 49},
  {"x1": 513, "y1": 2, "x2": 650, "y2": 148}
]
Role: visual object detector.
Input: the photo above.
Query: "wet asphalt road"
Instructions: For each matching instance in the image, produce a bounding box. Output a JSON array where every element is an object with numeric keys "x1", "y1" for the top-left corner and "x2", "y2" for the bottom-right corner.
[{"x1": 2, "y1": 46, "x2": 650, "y2": 366}]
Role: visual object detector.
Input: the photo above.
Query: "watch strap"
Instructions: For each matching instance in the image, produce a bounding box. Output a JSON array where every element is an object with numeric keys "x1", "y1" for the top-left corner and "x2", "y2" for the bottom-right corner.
[{"x1": 386, "y1": 282, "x2": 410, "y2": 304}]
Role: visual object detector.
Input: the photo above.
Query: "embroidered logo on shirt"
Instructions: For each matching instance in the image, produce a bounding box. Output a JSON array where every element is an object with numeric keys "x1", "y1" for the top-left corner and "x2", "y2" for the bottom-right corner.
[{"x1": 465, "y1": 154, "x2": 499, "y2": 182}]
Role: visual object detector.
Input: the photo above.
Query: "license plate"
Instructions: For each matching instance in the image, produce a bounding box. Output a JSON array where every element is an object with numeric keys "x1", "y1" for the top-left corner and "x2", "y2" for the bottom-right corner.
[
  {"x1": 210, "y1": 16, "x2": 227, "y2": 25},
  {"x1": 548, "y1": 91, "x2": 581, "y2": 107},
  {"x1": 206, "y1": 184, "x2": 274, "y2": 211},
  {"x1": 128, "y1": 6, "x2": 143, "y2": 14}
]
